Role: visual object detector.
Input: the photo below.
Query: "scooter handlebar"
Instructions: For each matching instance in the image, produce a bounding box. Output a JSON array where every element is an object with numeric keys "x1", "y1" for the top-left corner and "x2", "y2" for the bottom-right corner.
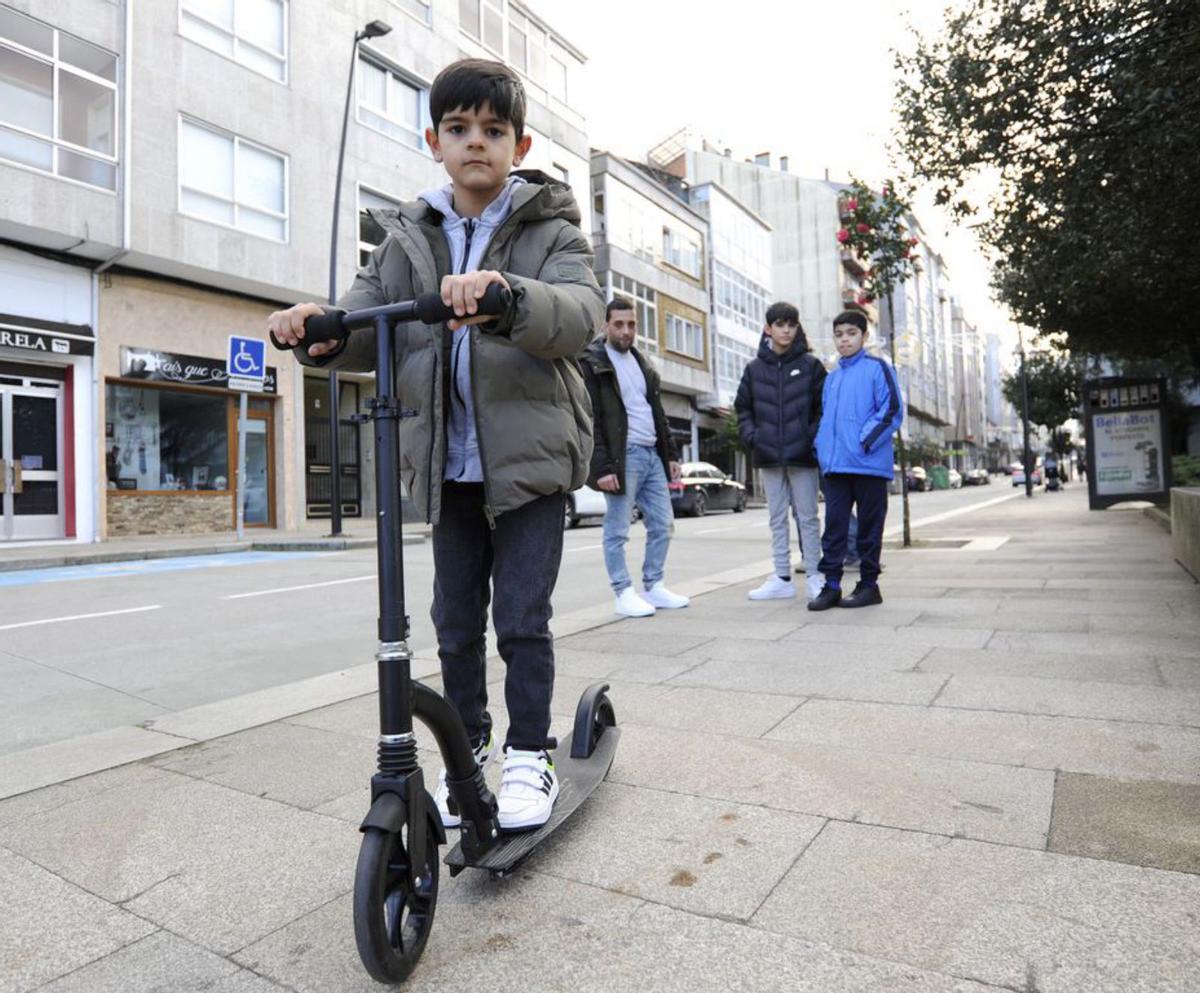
[{"x1": 269, "y1": 284, "x2": 512, "y2": 352}]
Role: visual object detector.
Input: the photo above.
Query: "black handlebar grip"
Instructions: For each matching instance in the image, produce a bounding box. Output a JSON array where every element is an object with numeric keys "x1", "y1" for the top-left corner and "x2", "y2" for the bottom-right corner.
[
  {"x1": 414, "y1": 283, "x2": 512, "y2": 325},
  {"x1": 269, "y1": 309, "x2": 347, "y2": 351}
]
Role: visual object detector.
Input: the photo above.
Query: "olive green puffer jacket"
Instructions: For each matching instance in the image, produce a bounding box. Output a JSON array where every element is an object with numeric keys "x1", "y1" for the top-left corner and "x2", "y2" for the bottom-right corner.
[{"x1": 300, "y1": 171, "x2": 603, "y2": 524}]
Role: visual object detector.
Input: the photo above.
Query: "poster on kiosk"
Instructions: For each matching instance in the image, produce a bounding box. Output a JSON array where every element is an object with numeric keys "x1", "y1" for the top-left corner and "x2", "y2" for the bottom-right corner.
[{"x1": 1083, "y1": 377, "x2": 1173, "y2": 510}]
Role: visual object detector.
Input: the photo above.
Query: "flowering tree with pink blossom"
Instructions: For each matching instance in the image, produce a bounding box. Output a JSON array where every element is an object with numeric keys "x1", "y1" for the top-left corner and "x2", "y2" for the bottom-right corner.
[{"x1": 836, "y1": 178, "x2": 922, "y2": 546}]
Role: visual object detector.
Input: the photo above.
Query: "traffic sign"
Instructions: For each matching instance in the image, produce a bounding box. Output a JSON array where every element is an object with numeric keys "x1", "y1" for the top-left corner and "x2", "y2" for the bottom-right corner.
[{"x1": 227, "y1": 335, "x2": 266, "y2": 392}]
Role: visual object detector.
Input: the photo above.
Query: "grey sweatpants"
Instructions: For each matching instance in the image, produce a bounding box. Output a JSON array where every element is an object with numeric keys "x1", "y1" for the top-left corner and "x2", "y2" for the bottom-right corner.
[{"x1": 760, "y1": 466, "x2": 821, "y2": 580}]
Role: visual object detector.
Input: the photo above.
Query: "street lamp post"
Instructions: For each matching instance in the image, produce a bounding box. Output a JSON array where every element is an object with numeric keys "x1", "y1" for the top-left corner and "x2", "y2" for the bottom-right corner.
[
  {"x1": 326, "y1": 18, "x2": 391, "y2": 537},
  {"x1": 1017, "y1": 325, "x2": 1034, "y2": 499}
]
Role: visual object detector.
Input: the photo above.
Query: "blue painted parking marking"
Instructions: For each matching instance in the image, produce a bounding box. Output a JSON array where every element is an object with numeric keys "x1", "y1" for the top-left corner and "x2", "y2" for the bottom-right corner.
[{"x1": 0, "y1": 551, "x2": 329, "y2": 588}]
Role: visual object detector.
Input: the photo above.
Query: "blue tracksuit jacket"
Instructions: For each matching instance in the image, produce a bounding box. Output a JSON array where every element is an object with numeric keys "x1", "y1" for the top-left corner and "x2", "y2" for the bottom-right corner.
[{"x1": 814, "y1": 349, "x2": 904, "y2": 479}]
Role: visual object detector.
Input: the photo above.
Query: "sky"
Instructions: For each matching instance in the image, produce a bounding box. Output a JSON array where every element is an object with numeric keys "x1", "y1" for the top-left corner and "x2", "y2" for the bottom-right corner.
[{"x1": 537, "y1": 0, "x2": 1017, "y2": 350}]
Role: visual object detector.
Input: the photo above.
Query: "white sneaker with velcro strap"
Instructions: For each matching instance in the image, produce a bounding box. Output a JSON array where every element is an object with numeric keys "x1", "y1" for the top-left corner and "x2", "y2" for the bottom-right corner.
[
  {"x1": 434, "y1": 730, "x2": 498, "y2": 829},
  {"x1": 497, "y1": 747, "x2": 559, "y2": 831}
]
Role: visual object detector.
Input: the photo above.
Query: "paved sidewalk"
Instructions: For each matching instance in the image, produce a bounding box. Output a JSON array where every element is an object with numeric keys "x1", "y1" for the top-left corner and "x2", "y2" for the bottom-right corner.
[{"x1": 2, "y1": 488, "x2": 1198, "y2": 992}]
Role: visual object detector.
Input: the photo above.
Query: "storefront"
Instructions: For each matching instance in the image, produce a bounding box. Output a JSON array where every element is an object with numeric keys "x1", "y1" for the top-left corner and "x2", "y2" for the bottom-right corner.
[
  {"x1": 0, "y1": 247, "x2": 97, "y2": 543},
  {"x1": 98, "y1": 273, "x2": 301, "y2": 537}
]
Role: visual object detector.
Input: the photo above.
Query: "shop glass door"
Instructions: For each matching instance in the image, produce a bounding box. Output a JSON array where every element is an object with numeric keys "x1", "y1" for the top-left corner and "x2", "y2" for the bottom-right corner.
[
  {"x1": 242, "y1": 410, "x2": 275, "y2": 527},
  {"x1": 1, "y1": 381, "x2": 64, "y2": 541}
]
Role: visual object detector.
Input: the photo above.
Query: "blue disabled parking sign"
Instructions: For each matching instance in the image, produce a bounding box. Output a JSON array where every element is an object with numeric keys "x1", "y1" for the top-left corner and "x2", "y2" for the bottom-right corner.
[{"x1": 227, "y1": 335, "x2": 266, "y2": 392}]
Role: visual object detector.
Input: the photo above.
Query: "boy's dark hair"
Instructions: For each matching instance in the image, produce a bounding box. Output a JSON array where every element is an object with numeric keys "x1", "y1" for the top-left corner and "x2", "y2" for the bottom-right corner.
[
  {"x1": 606, "y1": 295, "x2": 636, "y2": 320},
  {"x1": 833, "y1": 310, "x2": 869, "y2": 333},
  {"x1": 430, "y1": 59, "x2": 526, "y2": 139},
  {"x1": 764, "y1": 302, "x2": 800, "y2": 327}
]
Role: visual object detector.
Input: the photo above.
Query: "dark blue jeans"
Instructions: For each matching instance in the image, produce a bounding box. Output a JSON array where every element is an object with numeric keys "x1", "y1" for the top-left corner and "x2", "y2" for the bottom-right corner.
[
  {"x1": 818, "y1": 473, "x2": 889, "y2": 586},
  {"x1": 431, "y1": 482, "x2": 564, "y2": 751}
]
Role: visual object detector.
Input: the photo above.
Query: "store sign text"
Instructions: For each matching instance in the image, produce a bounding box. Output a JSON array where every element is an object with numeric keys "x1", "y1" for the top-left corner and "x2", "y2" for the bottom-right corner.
[{"x1": 120, "y1": 347, "x2": 278, "y2": 394}]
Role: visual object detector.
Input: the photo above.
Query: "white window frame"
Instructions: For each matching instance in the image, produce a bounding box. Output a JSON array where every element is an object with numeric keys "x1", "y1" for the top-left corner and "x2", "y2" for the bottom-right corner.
[
  {"x1": 178, "y1": 0, "x2": 288, "y2": 84},
  {"x1": 460, "y1": 0, "x2": 504, "y2": 54},
  {"x1": 666, "y1": 313, "x2": 705, "y2": 361},
  {"x1": 357, "y1": 184, "x2": 401, "y2": 267},
  {"x1": 662, "y1": 225, "x2": 702, "y2": 279},
  {"x1": 177, "y1": 115, "x2": 289, "y2": 242},
  {"x1": 610, "y1": 272, "x2": 659, "y2": 355},
  {"x1": 387, "y1": 0, "x2": 433, "y2": 28},
  {"x1": 0, "y1": 9, "x2": 119, "y2": 192},
  {"x1": 355, "y1": 50, "x2": 430, "y2": 153}
]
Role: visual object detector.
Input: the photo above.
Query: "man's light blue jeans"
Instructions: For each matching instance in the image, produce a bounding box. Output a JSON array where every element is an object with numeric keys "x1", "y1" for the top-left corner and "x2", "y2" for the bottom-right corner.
[{"x1": 602, "y1": 444, "x2": 674, "y2": 594}]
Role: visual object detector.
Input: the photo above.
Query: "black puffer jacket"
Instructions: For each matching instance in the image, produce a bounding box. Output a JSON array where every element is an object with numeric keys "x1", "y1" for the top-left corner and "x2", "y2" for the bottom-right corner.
[{"x1": 734, "y1": 334, "x2": 827, "y2": 468}]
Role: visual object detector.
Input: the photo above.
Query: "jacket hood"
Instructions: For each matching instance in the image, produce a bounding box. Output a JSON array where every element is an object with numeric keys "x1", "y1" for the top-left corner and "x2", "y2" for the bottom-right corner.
[
  {"x1": 756, "y1": 330, "x2": 810, "y2": 364},
  {"x1": 397, "y1": 169, "x2": 582, "y2": 228}
]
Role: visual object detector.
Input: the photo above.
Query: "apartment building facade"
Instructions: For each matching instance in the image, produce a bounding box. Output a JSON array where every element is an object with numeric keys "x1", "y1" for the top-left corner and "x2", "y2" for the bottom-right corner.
[
  {"x1": 589, "y1": 151, "x2": 711, "y2": 459},
  {"x1": 0, "y1": 0, "x2": 591, "y2": 543}
]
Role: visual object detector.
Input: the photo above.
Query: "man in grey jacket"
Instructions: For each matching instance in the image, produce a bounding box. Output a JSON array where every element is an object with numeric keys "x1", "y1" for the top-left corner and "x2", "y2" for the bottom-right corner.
[{"x1": 268, "y1": 59, "x2": 602, "y2": 832}]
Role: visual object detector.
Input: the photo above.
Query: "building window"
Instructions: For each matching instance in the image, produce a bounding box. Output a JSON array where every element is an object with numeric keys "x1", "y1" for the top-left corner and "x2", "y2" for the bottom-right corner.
[
  {"x1": 662, "y1": 225, "x2": 702, "y2": 279},
  {"x1": 460, "y1": 0, "x2": 503, "y2": 53},
  {"x1": 0, "y1": 7, "x2": 118, "y2": 190},
  {"x1": 714, "y1": 261, "x2": 769, "y2": 333},
  {"x1": 358, "y1": 186, "x2": 400, "y2": 266},
  {"x1": 180, "y1": 0, "x2": 287, "y2": 82},
  {"x1": 666, "y1": 313, "x2": 704, "y2": 361},
  {"x1": 357, "y1": 54, "x2": 428, "y2": 151},
  {"x1": 551, "y1": 161, "x2": 568, "y2": 184},
  {"x1": 611, "y1": 273, "x2": 658, "y2": 355},
  {"x1": 716, "y1": 334, "x2": 757, "y2": 396},
  {"x1": 179, "y1": 117, "x2": 288, "y2": 241},
  {"x1": 388, "y1": 0, "x2": 432, "y2": 26},
  {"x1": 106, "y1": 384, "x2": 230, "y2": 492}
]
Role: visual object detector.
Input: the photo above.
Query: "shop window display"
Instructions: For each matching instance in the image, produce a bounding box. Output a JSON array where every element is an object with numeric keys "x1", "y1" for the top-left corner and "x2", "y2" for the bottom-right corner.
[{"x1": 106, "y1": 384, "x2": 228, "y2": 491}]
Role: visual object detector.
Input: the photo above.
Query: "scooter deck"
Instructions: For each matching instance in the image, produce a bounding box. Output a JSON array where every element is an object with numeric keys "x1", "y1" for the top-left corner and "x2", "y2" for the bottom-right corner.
[{"x1": 444, "y1": 726, "x2": 620, "y2": 876}]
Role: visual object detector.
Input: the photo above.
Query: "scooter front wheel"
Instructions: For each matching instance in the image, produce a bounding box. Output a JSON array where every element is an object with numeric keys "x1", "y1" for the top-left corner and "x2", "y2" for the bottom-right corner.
[{"x1": 353, "y1": 814, "x2": 440, "y2": 983}]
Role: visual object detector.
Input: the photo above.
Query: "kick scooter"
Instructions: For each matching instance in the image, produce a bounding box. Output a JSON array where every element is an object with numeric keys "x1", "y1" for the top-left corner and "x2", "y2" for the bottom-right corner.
[{"x1": 271, "y1": 285, "x2": 618, "y2": 983}]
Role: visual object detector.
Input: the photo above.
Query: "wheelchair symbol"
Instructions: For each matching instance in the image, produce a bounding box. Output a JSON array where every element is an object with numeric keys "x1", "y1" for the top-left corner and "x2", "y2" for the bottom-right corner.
[{"x1": 232, "y1": 340, "x2": 261, "y2": 376}]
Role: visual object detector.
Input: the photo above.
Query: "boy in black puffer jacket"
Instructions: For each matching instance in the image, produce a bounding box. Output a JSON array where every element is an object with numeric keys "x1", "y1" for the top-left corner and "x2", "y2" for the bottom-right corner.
[{"x1": 735, "y1": 302, "x2": 828, "y2": 603}]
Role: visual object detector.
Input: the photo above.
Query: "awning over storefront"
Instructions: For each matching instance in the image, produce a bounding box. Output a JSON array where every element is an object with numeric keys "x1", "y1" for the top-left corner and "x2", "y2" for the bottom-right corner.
[{"x1": 0, "y1": 312, "x2": 94, "y2": 356}]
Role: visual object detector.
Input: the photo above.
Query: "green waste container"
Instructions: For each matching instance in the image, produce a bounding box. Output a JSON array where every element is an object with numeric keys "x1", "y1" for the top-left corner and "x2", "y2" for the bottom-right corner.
[{"x1": 928, "y1": 465, "x2": 950, "y2": 490}]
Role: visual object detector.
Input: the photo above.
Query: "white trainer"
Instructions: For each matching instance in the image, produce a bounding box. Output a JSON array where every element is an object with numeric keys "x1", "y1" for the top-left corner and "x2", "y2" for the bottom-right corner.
[
  {"x1": 615, "y1": 586, "x2": 656, "y2": 617},
  {"x1": 643, "y1": 581, "x2": 689, "y2": 609},
  {"x1": 434, "y1": 729, "x2": 497, "y2": 828},
  {"x1": 497, "y1": 748, "x2": 559, "y2": 831},
  {"x1": 805, "y1": 574, "x2": 825, "y2": 601},
  {"x1": 748, "y1": 575, "x2": 796, "y2": 600}
]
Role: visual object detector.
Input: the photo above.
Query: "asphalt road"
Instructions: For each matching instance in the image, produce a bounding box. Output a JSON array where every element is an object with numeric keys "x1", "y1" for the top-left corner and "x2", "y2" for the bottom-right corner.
[{"x1": 0, "y1": 481, "x2": 1021, "y2": 756}]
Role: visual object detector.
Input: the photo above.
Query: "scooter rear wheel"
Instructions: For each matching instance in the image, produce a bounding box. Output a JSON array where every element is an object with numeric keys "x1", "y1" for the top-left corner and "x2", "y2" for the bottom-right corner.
[{"x1": 353, "y1": 812, "x2": 440, "y2": 983}]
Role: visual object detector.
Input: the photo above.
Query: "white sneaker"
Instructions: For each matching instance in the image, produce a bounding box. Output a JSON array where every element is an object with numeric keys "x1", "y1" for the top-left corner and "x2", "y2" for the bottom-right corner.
[
  {"x1": 643, "y1": 581, "x2": 689, "y2": 609},
  {"x1": 434, "y1": 729, "x2": 498, "y2": 828},
  {"x1": 615, "y1": 586, "x2": 656, "y2": 617},
  {"x1": 748, "y1": 575, "x2": 796, "y2": 600},
  {"x1": 805, "y1": 574, "x2": 825, "y2": 601},
  {"x1": 497, "y1": 748, "x2": 559, "y2": 831}
]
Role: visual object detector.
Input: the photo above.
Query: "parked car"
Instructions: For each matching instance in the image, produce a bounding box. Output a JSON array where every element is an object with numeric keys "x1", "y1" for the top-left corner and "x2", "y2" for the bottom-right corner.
[
  {"x1": 888, "y1": 463, "x2": 902, "y2": 495},
  {"x1": 1012, "y1": 466, "x2": 1043, "y2": 487},
  {"x1": 964, "y1": 468, "x2": 991, "y2": 486},
  {"x1": 905, "y1": 466, "x2": 929, "y2": 491},
  {"x1": 669, "y1": 462, "x2": 747, "y2": 517},
  {"x1": 564, "y1": 485, "x2": 642, "y2": 528},
  {"x1": 947, "y1": 468, "x2": 963, "y2": 489}
]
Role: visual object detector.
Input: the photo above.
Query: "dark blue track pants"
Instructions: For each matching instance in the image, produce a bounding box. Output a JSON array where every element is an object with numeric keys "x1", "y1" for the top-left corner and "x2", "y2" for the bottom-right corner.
[{"x1": 818, "y1": 473, "x2": 889, "y2": 586}]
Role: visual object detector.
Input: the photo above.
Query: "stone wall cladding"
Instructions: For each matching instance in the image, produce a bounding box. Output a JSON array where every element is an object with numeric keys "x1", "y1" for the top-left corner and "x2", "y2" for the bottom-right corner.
[
  {"x1": 107, "y1": 493, "x2": 230, "y2": 536},
  {"x1": 1171, "y1": 486, "x2": 1200, "y2": 580}
]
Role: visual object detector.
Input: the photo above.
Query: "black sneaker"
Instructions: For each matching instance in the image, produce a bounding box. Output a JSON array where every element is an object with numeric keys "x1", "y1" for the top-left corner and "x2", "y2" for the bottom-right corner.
[
  {"x1": 839, "y1": 582, "x2": 883, "y2": 608},
  {"x1": 807, "y1": 585, "x2": 842, "y2": 611}
]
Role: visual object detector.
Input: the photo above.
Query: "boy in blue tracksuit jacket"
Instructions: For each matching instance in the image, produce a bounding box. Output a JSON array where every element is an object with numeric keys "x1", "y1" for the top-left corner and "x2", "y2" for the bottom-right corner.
[{"x1": 810, "y1": 310, "x2": 904, "y2": 609}]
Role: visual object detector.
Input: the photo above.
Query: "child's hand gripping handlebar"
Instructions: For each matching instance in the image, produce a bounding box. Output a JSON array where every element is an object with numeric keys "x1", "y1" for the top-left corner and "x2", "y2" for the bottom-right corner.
[{"x1": 268, "y1": 283, "x2": 513, "y2": 352}]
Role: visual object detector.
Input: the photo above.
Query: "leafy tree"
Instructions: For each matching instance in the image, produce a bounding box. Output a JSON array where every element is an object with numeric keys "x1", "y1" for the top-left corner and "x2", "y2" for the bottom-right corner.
[
  {"x1": 895, "y1": 0, "x2": 1200, "y2": 370},
  {"x1": 1001, "y1": 349, "x2": 1082, "y2": 458},
  {"x1": 838, "y1": 177, "x2": 921, "y2": 545}
]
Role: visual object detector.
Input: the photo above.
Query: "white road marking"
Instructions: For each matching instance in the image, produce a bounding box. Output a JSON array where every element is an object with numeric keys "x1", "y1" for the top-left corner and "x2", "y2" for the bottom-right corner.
[
  {"x1": 565, "y1": 544, "x2": 602, "y2": 553},
  {"x1": 0, "y1": 604, "x2": 162, "y2": 631},
  {"x1": 890, "y1": 492, "x2": 1021, "y2": 533},
  {"x1": 696, "y1": 525, "x2": 741, "y2": 535},
  {"x1": 221, "y1": 575, "x2": 375, "y2": 599}
]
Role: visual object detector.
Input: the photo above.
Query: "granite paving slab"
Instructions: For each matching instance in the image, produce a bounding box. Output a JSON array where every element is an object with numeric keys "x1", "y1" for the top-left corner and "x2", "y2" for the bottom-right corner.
[
  {"x1": 671, "y1": 657, "x2": 945, "y2": 705},
  {"x1": 609, "y1": 725, "x2": 1053, "y2": 847},
  {"x1": 1048, "y1": 772, "x2": 1200, "y2": 873},
  {"x1": 918, "y1": 647, "x2": 1164, "y2": 686},
  {"x1": 785, "y1": 624, "x2": 994, "y2": 650},
  {"x1": 753, "y1": 820, "x2": 1200, "y2": 993},
  {"x1": 765, "y1": 699, "x2": 1200, "y2": 784}
]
